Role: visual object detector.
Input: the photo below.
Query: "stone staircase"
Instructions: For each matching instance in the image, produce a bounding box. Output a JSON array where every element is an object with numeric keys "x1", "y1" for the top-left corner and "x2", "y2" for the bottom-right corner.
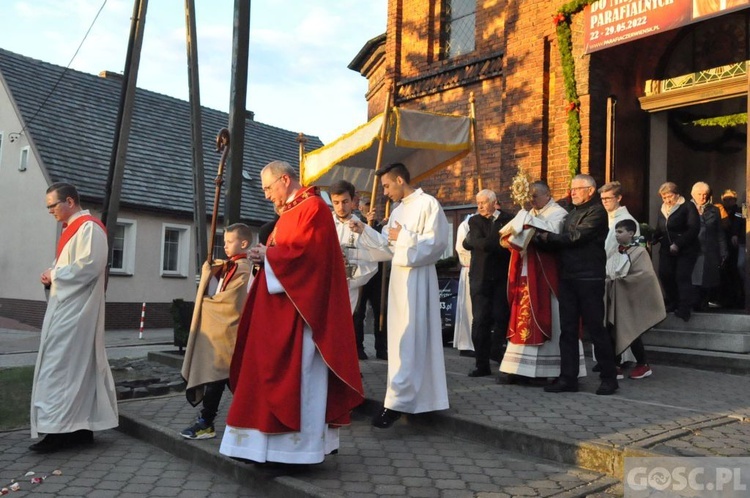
[{"x1": 642, "y1": 312, "x2": 750, "y2": 372}]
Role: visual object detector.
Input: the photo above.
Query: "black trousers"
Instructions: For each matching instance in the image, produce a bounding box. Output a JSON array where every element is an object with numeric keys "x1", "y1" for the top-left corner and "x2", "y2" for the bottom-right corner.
[
  {"x1": 353, "y1": 267, "x2": 387, "y2": 355},
  {"x1": 200, "y1": 380, "x2": 227, "y2": 424},
  {"x1": 558, "y1": 278, "x2": 616, "y2": 382},
  {"x1": 470, "y1": 278, "x2": 509, "y2": 368},
  {"x1": 658, "y1": 252, "x2": 698, "y2": 314}
]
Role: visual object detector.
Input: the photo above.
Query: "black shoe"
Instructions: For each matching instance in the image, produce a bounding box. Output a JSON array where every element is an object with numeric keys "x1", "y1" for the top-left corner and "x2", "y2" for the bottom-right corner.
[
  {"x1": 468, "y1": 366, "x2": 492, "y2": 377},
  {"x1": 674, "y1": 309, "x2": 691, "y2": 322},
  {"x1": 459, "y1": 350, "x2": 476, "y2": 358},
  {"x1": 358, "y1": 350, "x2": 368, "y2": 360},
  {"x1": 544, "y1": 379, "x2": 579, "y2": 393},
  {"x1": 68, "y1": 429, "x2": 94, "y2": 446},
  {"x1": 29, "y1": 433, "x2": 66, "y2": 453},
  {"x1": 372, "y1": 408, "x2": 401, "y2": 429},
  {"x1": 375, "y1": 351, "x2": 388, "y2": 360},
  {"x1": 596, "y1": 380, "x2": 619, "y2": 395}
]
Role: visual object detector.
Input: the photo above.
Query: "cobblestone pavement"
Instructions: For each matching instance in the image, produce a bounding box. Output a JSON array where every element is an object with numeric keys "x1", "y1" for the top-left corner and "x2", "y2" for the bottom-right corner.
[
  {"x1": 119, "y1": 395, "x2": 616, "y2": 497},
  {"x1": 5, "y1": 321, "x2": 750, "y2": 497},
  {"x1": 0, "y1": 429, "x2": 265, "y2": 497}
]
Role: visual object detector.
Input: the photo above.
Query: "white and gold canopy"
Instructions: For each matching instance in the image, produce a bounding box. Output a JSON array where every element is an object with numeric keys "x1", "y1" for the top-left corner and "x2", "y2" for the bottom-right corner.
[{"x1": 302, "y1": 107, "x2": 472, "y2": 193}]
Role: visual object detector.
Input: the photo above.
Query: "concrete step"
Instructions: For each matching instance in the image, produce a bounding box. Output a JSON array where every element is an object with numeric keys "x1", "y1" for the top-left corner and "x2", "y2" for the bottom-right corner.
[
  {"x1": 646, "y1": 345, "x2": 750, "y2": 374},
  {"x1": 642, "y1": 327, "x2": 750, "y2": 353},
  {"x1": 656, "y1": 312, "x2": 750, "y2": 332}
]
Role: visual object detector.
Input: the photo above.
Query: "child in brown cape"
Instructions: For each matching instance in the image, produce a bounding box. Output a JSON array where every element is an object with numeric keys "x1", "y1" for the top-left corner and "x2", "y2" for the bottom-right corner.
[
  {"x1": 180, "y1": 223, "x2": 253, "y2": 439},
  {"x1": 605, "y1": 219, "x2": 666, "y2": 380}
]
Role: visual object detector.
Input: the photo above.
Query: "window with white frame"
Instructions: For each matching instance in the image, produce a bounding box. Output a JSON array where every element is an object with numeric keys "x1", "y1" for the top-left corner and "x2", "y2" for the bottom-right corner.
[
  {"x1": 161, "y1": 223, "x2": 191, "y2": 277},
  {"x1": 213, "y1": 231, "x2": 227, "y2": 261},
  {"x1": 19, "y1": 145, "x2": 29, "y2": 171},
  {"x1": 442, "y1": 0, "x2": 476, "y2": 59},
  {"x1": 109, "y1": 219, "x2": 136, "y2": 275}
]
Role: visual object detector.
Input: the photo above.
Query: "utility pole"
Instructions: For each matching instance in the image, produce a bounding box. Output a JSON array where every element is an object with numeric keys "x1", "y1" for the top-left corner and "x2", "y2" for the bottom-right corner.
[
  {"x1": 101, "y1": 0, "x2": 148, "y2": 253},
  {"x1": 223, "y1": 0, "x2": 250, "y2": 225},
  {"x1": 185, "y1": 0, "x2": 208, "y2": 262}
]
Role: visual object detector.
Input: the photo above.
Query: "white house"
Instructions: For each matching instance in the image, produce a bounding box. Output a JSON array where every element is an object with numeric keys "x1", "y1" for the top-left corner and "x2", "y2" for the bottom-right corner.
[{"x1": 0, "y1": 48, "x2": 322, "y2": 329}]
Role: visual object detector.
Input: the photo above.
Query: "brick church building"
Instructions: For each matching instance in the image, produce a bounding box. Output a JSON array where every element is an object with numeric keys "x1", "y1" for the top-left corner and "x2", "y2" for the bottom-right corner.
[{"x1": 349, "y1": 0, "x2": 748, "y2": 234}]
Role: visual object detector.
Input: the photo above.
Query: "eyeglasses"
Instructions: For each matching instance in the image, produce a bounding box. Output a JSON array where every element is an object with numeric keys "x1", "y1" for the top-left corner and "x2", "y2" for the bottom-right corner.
[
  {"x1": 46, "y1": 200, "x2": 64, "y2": 210},
  {"x1": 261, "y1": 176, "x2": 284, "y2": 193},
  {"x1": 600, "y1": 196, "x2": 616, "y2": 201}
]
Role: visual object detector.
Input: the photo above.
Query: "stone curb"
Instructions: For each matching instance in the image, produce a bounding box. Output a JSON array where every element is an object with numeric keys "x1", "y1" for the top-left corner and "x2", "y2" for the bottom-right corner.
[
  {"x1": 117, "y1": 400, "x2": 340, "y2": 498},
  {"x1": 116, "y1": 397, "x2": 619, "y2": 498},
  {"x1": 148, "y1": 350, "x2": 660, "y2": 480},
  {"x1": 361, "y1": 395, "x2": 664, "y2": 480}
]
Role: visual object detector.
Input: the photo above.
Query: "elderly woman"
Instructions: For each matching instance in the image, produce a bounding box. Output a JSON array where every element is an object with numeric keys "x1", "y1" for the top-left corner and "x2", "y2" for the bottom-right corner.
[
  {"x1": 691, "y1": 182, "x2": 727, "y2": 310},
  {"x1": 653, "y1": 182, "x2": 700, "y2": 321}
]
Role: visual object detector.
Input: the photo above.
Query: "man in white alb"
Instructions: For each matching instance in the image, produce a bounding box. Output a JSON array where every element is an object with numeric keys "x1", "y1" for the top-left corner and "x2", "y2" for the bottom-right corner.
[
  {"x1": 30, "y1": 182, "x2": 118, "y2": 453},
  {"x1": 351, "y1": 162, "x2": 450, "y2": 429}
]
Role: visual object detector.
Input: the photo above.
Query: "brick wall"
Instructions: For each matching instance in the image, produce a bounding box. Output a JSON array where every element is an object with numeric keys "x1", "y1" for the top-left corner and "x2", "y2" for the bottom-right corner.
[{"x1": 0, "y1": 299, "x2": 175, "y2": 330}]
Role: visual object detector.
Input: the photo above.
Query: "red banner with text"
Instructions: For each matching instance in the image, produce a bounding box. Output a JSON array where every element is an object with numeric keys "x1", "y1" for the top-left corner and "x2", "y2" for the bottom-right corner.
[{"x1": 584, "y1": 0, "x2": 750, "y2": 53}]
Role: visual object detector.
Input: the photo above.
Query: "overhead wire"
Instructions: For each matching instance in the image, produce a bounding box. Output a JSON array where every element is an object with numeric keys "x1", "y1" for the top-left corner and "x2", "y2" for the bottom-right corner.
[{"x1": 10, "y1": 0, "x2": 109, "y2": 142}]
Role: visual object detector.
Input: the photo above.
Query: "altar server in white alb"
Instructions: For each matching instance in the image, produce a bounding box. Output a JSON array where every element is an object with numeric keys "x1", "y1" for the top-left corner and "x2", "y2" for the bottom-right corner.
[
  {"x1": 351, "y1": 162, "x2": 450, "y2": 429},
  {"x1": 329, "y1": 179, "x2": 379, "y2": 314},
  {"x1": 30, "y1": 182, "x2": 118, "y2": 453}
]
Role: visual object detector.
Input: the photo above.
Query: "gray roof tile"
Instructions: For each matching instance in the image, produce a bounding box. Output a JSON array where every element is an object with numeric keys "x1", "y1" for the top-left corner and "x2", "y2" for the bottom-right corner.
[{"x1": 0, "y1": 48, "x2": 323, "y2": 225}]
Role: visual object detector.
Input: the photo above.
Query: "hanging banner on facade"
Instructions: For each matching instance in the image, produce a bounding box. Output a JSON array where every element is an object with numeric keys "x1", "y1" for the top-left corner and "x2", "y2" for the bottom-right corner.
[{"x1": 584, "y1": 0, "x2": 750, "y2": 53}]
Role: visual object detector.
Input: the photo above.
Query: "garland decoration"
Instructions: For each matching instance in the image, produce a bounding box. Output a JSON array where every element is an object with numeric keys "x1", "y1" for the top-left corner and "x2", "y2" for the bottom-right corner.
[
  {"x1": 554, "y1": 0, "x2": 596, "y2": 179},
  {"x1": 690, "y1": 113, "x2": 747, "y2": 128}
]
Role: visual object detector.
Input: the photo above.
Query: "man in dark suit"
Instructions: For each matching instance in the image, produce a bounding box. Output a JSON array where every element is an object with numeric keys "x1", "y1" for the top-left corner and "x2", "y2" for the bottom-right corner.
[
  {"x1": 536, "y1": 174, "x2": 618, "y2": 395},
  {"x1": 463, "y1": 189, "x2": 513, "y2": 377}
]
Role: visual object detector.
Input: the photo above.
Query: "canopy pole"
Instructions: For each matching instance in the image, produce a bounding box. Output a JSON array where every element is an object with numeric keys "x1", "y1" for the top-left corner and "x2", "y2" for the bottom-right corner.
[
  {"x1": 469, "y1": 92, "x2": 484, "y2": 192},
  {"x1": 297, "y1": 133, "x2": 307, "y2": 184},
  {"x1": 369, "y1": 88, "x2": 393, "y2": 223},
  {"x1": 371, "y1": 88, "x2": 393, "y2": 336}
]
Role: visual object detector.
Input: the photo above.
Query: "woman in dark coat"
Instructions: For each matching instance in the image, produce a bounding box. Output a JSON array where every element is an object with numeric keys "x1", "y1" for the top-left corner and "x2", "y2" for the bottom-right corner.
[
  {"x1": 690, "y1": 182, "x2": 727, "y2": 310},
  {"x1": 653, "y1": 182, "x2": 701, "y2": 321}
]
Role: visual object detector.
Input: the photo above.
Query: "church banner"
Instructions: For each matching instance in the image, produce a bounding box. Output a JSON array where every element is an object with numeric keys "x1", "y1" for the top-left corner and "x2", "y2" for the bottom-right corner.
[{"x1": 584, "y1": 0, "x2": 750, "y2": 54}]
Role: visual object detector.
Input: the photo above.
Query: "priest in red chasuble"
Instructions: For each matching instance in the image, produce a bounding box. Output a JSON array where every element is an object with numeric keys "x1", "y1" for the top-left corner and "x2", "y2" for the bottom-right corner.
[
  {"x1": 219, "y1": 160, "x2": 363, "y2": 464},
  {"x1": 498, "y1": 180, "x2": 586, "y2": 383}
]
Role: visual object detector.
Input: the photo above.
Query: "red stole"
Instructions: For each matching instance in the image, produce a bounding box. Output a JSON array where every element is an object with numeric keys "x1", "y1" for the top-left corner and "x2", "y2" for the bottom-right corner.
[
  {"x1": 219, "y1": 254, "x2": 247, "y2": 292},
  {"x1": 56, "y1": 215, "x2": 107, "y2": 260},
  {"x1": 507, "y1": 245, "x2": 559, "y2": 345},
  {"x1": 227, "y1": 187, "x2": 363, "y2": 434}
]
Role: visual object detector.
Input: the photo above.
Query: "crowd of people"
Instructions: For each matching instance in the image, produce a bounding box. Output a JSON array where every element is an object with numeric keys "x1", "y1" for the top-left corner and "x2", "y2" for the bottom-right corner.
[{"x1": 29, "y1": 170, "x2": 746, "y2": 466}]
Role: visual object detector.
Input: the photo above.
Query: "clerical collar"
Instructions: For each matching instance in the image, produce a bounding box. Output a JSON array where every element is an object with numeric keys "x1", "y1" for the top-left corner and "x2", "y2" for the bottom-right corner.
[{"x1": 336, "y1": 214, "x2": 352, "y2": 223}]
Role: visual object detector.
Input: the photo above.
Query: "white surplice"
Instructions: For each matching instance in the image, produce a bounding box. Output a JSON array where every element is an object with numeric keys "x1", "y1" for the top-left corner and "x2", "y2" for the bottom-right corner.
[
  {"x1": 358, "y1": 188, "x2": 450, "y2": 414},
  {"x1": 333, "y1": 213, "x2": 379, "y2": 312},
  {"x1": 219, "y1": 259, "x2": 338, "y2": 464},
  {"x1": 31, "y1": 210, "x2": 118, "y2": 438},
  {"x1": 453, "y1": 216, "x2": 473, "y2": 351},
  {"x1": 499, "y1": 201, "x2": 586, "y2": 378}
]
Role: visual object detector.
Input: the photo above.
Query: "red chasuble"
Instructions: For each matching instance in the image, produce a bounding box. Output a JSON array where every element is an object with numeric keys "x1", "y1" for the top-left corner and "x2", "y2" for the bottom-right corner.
[
  {"x1": 506, "y1": 244, "x2": 559, "y2": 345},
  {"x1": 227, "y1": 187, "x2": 364, "y2": 434}
]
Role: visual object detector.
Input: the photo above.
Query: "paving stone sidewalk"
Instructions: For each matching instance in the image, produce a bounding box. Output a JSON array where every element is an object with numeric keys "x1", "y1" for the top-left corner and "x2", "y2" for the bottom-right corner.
[
  {"x1": 0, "y1": 429, "x2": 265, "y2": 497},
  {"x1": 118, "y1": 394, "x2": 617, "y2": 497}
]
